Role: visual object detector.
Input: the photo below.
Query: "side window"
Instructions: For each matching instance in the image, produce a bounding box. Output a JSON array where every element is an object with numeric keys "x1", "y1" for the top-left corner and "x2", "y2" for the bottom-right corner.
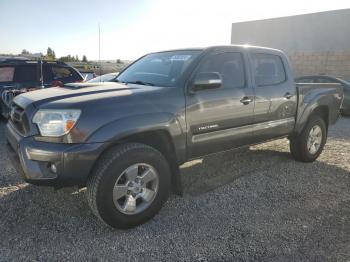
[
  {"x1": 52, "y1": 66, "x2": 73, "y2": 80},
  {"x1": 14, "y1": 65, "x2": 38, "y2": 83},
  {"x1": 251, "y1": 53, "x2": 286, "y2": 86},
  {"x1": 0, "y1": 67, "x2": 15, "y2": 83},
  {"x1": 196, "y1": 52, "x2": 245, "y2": 88}
]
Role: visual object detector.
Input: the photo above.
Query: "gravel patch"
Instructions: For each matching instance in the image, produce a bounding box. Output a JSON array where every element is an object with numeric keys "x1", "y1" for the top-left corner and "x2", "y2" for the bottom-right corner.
[{"x1": 0, "y1": 117, "x2": 349, "y2": 261}]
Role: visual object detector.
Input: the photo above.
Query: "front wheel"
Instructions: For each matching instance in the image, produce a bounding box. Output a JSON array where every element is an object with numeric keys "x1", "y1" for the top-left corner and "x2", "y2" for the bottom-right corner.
[
  {"x1": 86, "y1": 143, "x2": 171, "y2": 229},
  {"x1": 290, "y1": 116, "x2": 327, "y2": 162}
]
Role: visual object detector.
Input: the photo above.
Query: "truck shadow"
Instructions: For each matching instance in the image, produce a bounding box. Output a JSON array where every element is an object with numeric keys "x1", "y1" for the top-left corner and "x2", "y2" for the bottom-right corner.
[
  {"x1": 328, "y1": 116, "x2": 350, "y2": 139},
  {"x1": 179, "y1": 116, "x2": 349, "y2": 196},
  {"x1": 181, "y1": 145, "x2": 294, "y2": 196}
]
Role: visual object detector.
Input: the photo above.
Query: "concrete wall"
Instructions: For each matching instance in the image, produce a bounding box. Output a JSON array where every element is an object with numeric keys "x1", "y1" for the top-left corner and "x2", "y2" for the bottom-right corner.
[
  {"x1": 288, "y1": 51, "x2": 350, "y2": 80},
  {"x1": 231, "y1": 9, "x2": 350, "y2": 79}
]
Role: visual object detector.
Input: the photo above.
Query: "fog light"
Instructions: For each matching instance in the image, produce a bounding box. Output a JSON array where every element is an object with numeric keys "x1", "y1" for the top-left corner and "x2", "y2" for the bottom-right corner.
[{"x1": 50, "y1": 163, "x2": 57, "y2": 174}]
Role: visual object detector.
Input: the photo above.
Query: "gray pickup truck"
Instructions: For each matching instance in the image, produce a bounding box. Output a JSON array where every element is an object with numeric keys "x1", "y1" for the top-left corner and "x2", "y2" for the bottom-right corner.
[{"x1": 5, "y1": 45, "x2": 343, "y2": 228}]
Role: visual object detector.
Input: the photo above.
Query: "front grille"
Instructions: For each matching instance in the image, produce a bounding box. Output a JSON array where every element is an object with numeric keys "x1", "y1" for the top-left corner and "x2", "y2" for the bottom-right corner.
[{"x1": 9, "y1": 103, "x2": 30, "y2": 136}]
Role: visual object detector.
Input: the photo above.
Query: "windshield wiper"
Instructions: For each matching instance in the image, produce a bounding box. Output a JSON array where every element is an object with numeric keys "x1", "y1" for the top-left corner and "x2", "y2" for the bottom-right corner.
[{"x1": 125, "y1": 80, "x2": 155, "y2": 86}]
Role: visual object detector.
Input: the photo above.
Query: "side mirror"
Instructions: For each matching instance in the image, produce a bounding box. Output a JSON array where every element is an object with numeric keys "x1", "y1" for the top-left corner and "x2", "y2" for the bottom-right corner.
[{"x1": 192, "y1": 72, "x2": 222, "y2": 92}]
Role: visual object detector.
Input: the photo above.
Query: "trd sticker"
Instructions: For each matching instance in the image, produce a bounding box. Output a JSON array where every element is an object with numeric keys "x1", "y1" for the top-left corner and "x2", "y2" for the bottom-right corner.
[{"x1": 198, "y1": 124, "x2": 219, "y2": 131}]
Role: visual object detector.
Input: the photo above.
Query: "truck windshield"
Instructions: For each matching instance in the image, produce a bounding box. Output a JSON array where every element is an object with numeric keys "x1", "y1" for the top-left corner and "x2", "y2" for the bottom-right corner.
[{"x1": 116, "y1": 51, "x2": 201, "y2": 87}]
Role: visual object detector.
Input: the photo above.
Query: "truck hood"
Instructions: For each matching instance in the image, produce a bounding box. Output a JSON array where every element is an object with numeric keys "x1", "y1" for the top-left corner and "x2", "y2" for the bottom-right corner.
[{"x1": 13, "y1": 82, "x2": 161, "y2": 109}]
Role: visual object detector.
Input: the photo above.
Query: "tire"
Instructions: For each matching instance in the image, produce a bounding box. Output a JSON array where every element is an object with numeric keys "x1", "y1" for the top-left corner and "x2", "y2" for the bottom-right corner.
[
  {"x1": 86, "y1": 143, "x2": 171, "y2": 229},
  {"x1": 289, "y1": 115, "x2": 327, "y2": 162}
]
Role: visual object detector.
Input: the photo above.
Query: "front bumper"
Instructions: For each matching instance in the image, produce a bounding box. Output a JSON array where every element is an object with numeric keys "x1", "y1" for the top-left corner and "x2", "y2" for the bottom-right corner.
[{"x1": 5, "y1": 122, "x2": 106, "y2": 187}]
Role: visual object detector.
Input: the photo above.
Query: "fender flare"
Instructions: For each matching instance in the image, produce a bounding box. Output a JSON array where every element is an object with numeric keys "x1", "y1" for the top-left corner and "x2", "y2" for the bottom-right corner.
[
  {"x1": 294, "y1": 93, "x2": 332, "y2": 134},
  {"x1": 86, "y1": 112, "x2": 186, "y2": 195}
]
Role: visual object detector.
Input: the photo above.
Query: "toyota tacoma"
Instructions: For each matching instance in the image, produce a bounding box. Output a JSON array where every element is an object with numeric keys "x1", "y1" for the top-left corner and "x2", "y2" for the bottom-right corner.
[{"x1": 5, "y1": 45, "x2": 343, "y2": 228}]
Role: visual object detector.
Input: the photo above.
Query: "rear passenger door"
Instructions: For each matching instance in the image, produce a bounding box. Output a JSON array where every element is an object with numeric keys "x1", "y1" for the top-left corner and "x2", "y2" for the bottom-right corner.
[
  {"x1": 249, "y1": 52, "x2": 297, "y2": 142},
  {"x1": 186, "y1": 51, "x2": 255, "y2": 158}
]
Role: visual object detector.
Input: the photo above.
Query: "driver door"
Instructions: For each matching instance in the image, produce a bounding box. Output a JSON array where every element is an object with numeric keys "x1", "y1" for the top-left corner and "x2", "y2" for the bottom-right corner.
[{"x1": 185, "y1": 51, "x2": 255, "y2": 158}]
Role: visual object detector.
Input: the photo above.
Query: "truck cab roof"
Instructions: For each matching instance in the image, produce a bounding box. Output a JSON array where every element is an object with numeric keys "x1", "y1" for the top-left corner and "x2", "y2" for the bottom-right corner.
[{"x1": 153, "y1": 45, "x2": 284, "y2": 55}]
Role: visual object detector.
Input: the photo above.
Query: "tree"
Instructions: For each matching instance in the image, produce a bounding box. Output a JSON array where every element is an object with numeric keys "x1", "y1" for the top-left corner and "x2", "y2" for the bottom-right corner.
[
  {"x1": 47, "y1": 47, "x2": 52, "y2": 56},
  {"x1": 116, "y1": 59, "x2": 121, "y2": 64},
  {"x1": 21, "y1": 49, "x2": 30, "y2": 55},
  {"x1": 82, "y1": 55, "x2": 87, "y2": 62},
  {"x1": 46, "y1": 47, "x2": 56, "y2": 60},
  {"x1": 75, "y1": 55, "x2": 79, "y2": 62}
]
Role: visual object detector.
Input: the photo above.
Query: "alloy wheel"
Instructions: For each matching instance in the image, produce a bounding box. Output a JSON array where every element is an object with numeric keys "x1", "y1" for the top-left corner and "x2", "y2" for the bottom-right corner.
[
  {"x1": 307, "y1": 125, "x2": 323, "y2": 155},
  {"x1": 112, "y1": 163, "x2": 159, "y2": 215}
]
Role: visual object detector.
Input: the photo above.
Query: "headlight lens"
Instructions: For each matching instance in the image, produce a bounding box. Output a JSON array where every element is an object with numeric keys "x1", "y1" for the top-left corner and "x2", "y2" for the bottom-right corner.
[{"x1": 33, "y1": 109, "x2": 81, "y2": 137}]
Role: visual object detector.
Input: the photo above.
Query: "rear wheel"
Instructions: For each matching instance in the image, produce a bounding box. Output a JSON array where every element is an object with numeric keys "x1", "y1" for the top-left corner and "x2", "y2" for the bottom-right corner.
[
  {"x1": 290, "y1": 115, "x2": 327, "y2": 162},
  {"x1": 86, "y1": 143, "x2": 171, "y2": 229}
]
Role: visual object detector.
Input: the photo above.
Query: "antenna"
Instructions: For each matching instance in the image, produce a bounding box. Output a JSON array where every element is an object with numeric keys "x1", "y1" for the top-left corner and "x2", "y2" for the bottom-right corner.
[
  {"x1": 99, "y1": 23, "x2": 102, "y2": 79},
  {"x1": 40, "y1": 58, "x2": 44, "y2": 88}
]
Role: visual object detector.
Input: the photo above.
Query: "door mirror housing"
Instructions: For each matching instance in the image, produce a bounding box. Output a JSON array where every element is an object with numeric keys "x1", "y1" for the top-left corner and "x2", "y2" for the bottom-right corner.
[{"x1": 192, "y1": 72, "x2": 222, "y2": 92}]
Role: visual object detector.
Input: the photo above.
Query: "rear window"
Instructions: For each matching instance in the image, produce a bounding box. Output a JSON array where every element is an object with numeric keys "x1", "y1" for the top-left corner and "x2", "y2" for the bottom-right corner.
[
  {"x1": 0, "y1": 67, "x2": 15, "y2": 82},
  {"x1": 15, "y1": 65, "x2": 38, "y2": 83},
  {"x1": 251, "y1": 53, "x2": 286, "y2": 86}
]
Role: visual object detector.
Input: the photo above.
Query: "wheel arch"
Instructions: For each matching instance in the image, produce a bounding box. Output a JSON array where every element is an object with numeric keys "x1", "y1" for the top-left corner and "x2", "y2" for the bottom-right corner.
[
  {"x1": 86, "y1": 128, "x2": 184, "y2": 195},
  {"x1": 295, "y1": 103, "x2": 330, "y2": 135},
  {"x1": 311, "y1": 106, "x2": 329, "y2": 128}
]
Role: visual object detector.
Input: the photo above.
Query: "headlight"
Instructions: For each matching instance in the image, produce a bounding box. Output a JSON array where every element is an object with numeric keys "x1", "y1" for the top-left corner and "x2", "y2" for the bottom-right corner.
[{"x1": 33, "y1": 109, "x2": 81, "y2": 137}]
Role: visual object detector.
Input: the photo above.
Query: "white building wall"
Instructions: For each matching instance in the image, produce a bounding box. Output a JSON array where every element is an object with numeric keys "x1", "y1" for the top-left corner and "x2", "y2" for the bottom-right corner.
[{"x1": 231, "y1": 9, "x2": 350, "y2": 79}]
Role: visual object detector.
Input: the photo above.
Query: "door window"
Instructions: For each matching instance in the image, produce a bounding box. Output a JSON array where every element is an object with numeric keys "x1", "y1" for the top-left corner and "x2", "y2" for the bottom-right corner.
[
  {"x1": 196, "y1": 52, "x2": 245, "y2": 88},
  {"x1": 49, "y1": 66, "x2": 82, "y2": 83},
  {"x1": 251, "y1": 53, "x2": 286, "y2": 86},
  {"x1": 52, "y1": 66, "x2": 73, "y2": 79},
  {"x1": 0, "y1": 67, "x2": 15, "y2": 82}
]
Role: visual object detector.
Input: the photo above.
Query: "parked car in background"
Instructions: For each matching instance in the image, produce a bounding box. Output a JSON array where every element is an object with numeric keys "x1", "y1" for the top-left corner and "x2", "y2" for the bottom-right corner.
[
  {"x1": 88, "y1": 72, "x2": 119, "y2": 83},
  {"x1": 0, "y1": 58, "x2": 83, "y2": 118},
  {"x1": 6, "y1": 45, "x2": 343, "y2": 228},
  {"x1": 295, "y1": 75, "x2": 350, "y2": 115},
  {"x1": 80, "y1": 70, "x2": 96, "y2": 81}
]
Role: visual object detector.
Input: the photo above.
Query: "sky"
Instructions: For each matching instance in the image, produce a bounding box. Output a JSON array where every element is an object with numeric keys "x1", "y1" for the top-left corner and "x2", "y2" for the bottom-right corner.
[{"x1": 0, "y1": 0, "x2": 349, "y2": 60}]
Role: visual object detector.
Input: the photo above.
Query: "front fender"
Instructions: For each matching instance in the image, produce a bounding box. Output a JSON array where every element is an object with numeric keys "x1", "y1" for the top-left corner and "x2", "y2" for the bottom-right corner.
[{"x1": 86, "y1": 112, "x2": 186, "y2": 163}]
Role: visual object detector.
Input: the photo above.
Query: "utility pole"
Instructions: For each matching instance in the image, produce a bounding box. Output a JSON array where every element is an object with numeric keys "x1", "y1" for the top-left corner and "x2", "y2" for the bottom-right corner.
[{"x1": 99, "y1": 23, "x2": 102, "y2": 78}]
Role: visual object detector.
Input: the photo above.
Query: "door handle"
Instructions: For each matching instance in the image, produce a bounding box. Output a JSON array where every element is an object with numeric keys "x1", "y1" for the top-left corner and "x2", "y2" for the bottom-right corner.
[
  {"x1": 240, "y1": 96, "x2": 253, "y2": 105},
  {"x1": 284, "y1": 92, "x2": 293, "y2": 99}
]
